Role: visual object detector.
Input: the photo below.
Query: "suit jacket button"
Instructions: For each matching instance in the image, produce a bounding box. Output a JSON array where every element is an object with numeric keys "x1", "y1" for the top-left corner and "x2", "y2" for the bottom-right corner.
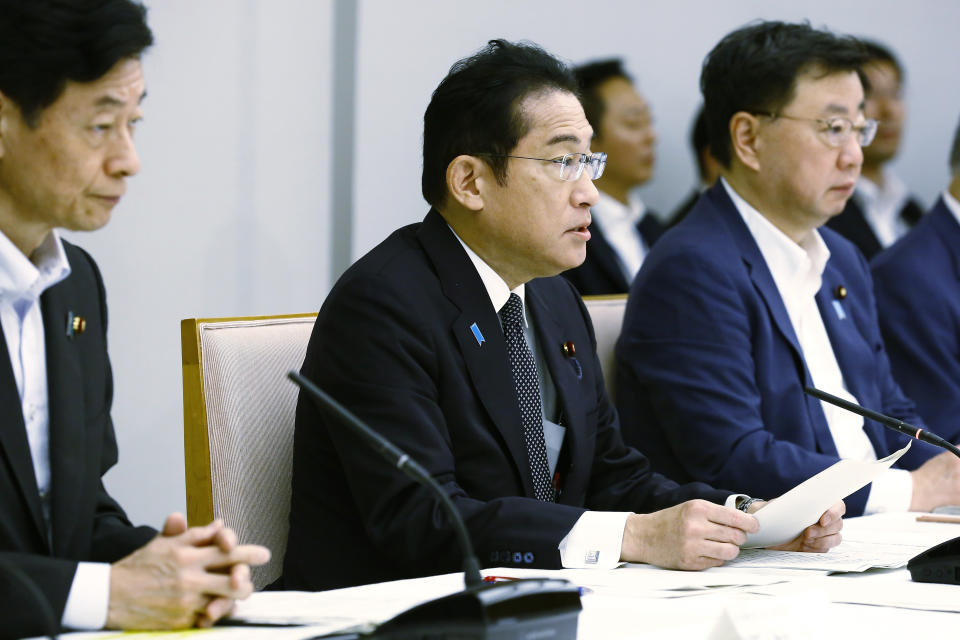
[
  {"x1": 512, "y1": 552, "x2": 522, "y2": 564},
  {"x1": 524, "y1": 552, "x2": 534, "y2": 564}
]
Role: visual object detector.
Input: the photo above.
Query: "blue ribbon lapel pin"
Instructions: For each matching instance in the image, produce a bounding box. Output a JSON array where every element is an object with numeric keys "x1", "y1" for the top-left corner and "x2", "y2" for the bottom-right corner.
[{"x1": 469, "y1": 322, "x2": 485, "y2": 346}]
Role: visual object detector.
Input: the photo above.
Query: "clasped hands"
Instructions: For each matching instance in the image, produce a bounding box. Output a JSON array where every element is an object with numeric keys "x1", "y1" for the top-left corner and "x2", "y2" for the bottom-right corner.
[
  {"x1": 107, "y1": 512, "x2": 270, "y2": 629},
  {"x1": 621, "y1": 499, "x2": 845, "y2": 570}
]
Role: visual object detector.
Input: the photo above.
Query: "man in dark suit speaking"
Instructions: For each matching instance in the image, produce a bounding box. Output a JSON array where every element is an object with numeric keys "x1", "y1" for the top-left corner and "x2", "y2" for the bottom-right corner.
[
  {"x1": 0, "y1": 1, "x2": 268, "y2": 636},
  {"x1": 283, "y1": 39, "x2": 843, "y2": 592}
]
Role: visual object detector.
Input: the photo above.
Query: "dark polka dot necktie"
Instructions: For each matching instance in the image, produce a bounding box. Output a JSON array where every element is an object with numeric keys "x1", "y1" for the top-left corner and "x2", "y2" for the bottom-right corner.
[{"x1": 498, "y1": 293, "x2": 555, "y2": 502}]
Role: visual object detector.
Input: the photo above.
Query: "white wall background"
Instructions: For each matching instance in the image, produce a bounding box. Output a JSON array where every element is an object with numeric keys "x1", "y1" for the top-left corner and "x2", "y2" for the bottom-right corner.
[
  {"x1": 353, "y1": 0, "x2": 960, "y2": 256},
  {"x1": 61, "y1": 0, "x2": 959, "y2": 529},
  {"x1": 64, "y1": 0, "x2": 334, "y2": 527}
]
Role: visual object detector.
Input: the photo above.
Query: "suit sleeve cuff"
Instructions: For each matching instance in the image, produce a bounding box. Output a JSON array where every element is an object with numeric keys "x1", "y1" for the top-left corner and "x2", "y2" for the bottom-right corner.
[
  {"x1": 62, "y1": 562, "x2": 110, "y2": 630},
  {"x1": 864, "y1": 468, "x2": 913, "y2": 514},
  {"x1": 558, "y1": 511, "x2": 629, "y2": 569}
]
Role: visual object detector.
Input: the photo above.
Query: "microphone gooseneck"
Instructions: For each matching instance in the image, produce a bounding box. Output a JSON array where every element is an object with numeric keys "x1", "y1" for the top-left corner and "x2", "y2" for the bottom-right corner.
[
  {"x1": 804, "y1": 386, "x2": 960, "y2": 460},
  {"x1": 288, "y1": 371, "x2": 483, "y2": 588}
]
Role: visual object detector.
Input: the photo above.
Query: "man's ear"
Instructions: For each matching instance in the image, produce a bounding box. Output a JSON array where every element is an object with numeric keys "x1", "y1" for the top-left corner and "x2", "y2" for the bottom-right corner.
[
  {"x1": 445, "y1": 155, "x2": 487, "y2": 211},
  {"x1": 729, "y1": 111, "x2": 763, "y2": 172}
]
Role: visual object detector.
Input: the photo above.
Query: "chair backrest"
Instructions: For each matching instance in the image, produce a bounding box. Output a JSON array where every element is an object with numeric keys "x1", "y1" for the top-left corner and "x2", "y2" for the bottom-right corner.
[
  {"x1": 181, "y1": 313, "x2": 317, "y2": 589},
  {"x1": 582, "y1": 294, "x2": 628, "y2": 400}
]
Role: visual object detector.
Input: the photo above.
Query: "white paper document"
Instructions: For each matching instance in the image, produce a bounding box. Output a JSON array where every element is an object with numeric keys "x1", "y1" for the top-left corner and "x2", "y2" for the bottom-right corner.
[
  {"x1": 727, "y1": 538, "x2": 929, "y2": 572},
  {"x1": 744, "y1": 442, "x2": 910, "y2": 548}
]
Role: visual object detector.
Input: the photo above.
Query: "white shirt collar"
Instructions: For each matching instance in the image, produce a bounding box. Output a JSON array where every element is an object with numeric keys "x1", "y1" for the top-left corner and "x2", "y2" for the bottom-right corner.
[
  {"x1": 0, "y1": 229, "x2": 71, "y2": 303},
  {"x1": 855, "y1": 169, "x2": 908, "y2": 205},
  {"x1": 853, "y1": 170, "x2": 911, "y2": 247},
  {"x1": 721, "y1": 177, "x2": 830, "y2": 302},
  {"x1": 448, "y1": 224, "x2": 527, "y2": 326},
  {"x1": 590, "y1": 190, "x2": 646, "y2": 231},
  {"x1": 942, "y1": 189, "x2": 960, "y2": 228}
]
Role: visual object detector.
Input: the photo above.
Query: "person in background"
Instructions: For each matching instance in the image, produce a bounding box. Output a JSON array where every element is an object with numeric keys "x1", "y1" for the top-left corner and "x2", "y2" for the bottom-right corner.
[
  {"x1": 563, "y1": 59, "x2": 663, "y2": 295},
  {"x1": 826, "y1": 40, "x2": 924, "y2": 260},
  {"x1": 0, "y1": 1, "x2": 268, "y2": 636},
  {"x1": 616, "y1": 21, "x2": 958, "y2": 519},
  {"x1": 872, "y1": 117, "x2": 960, "y2": 445},
  {"x1": 666, "y1": 106, "x2": 722, "y2": 228}
]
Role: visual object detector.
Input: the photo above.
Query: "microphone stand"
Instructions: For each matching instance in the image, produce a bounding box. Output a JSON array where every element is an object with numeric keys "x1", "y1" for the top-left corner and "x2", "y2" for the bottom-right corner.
[
  {"x1": 289, "y1": 371, "x2": 582, "y2": 639},
  {"x1": 804, "y1": 386, "x2": 960, "y2": 585}
]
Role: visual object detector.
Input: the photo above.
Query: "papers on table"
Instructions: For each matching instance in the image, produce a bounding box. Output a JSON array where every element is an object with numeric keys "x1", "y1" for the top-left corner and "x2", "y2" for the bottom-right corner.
[
  {"x1": 744, "y1": 442, "x2": 910, "y2": 548},
  {"x1": 727, "y1": 538, "x2": 928, "y2": 572},
  {"x1": 229, "y1": 573, "x2": 464, "y2": 628}
]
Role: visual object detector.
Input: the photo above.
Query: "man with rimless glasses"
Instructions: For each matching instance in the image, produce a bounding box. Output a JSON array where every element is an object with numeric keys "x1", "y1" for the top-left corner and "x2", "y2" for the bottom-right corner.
[
  {"x1": 617, "y1": 21, "x2": 958, "y2": 518},
  {"x1": 283, "y1": 39, "x2": 843, "y2": 591}
]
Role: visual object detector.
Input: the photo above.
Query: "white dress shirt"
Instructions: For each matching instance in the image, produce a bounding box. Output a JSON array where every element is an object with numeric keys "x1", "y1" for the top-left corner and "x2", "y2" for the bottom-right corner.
[
  {"x1": 0, "y1": 228, "x2": 111, "y2": 630},
  {"x1": 854, "y1": 171, "x2": 912, "y2": 248},
  {"x1": 942, "y1": 188, "x2": 960, "y2": 226},
  {"x1": 590, "y1": 191, "x2": 651, "y2": 283},
  {"x1": 450, "y1": 226, "x2": 741, "y2": 569},
  {"x1": 722, "y1": 178, "x2": 912, "y2": 513}
]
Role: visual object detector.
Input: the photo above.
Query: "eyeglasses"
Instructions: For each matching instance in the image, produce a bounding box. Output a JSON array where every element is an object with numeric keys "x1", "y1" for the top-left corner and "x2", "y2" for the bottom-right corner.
[
  {"x1": 478, "y1": 152, "x2": 607, "y2": 181},
  {"x1": 753, "y1": 112, "x2": 878, "y2": 148}
]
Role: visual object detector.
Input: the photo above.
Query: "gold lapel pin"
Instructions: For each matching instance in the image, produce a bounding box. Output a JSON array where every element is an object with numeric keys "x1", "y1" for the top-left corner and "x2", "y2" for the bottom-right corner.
[
  {"x1": 66, "y1": 311, "x2": 86, "y2": 339},
  {"x1": 561, "y1": 341, "x2": 576, "y2": 357},
  {"x1": 834, "y1": 285, "x2": 847, "y2": 300}
]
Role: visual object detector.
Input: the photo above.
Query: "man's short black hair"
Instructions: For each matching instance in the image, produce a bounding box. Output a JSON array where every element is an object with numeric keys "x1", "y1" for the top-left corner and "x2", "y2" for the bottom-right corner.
[
  {"x1": 951, "y1": 116, "x2": 960, "y2": 175},
  {"x1": 700, "y1": 20, "x2": 867, "y2": 167},
  {"x1": 0, "y1": 0, "x2": 153, "y2": 126},
  {"x1": 421, "y1": 39, "x2": 579, "y2": 208},
  {"x1": 860, "y1": 38, "x2": 904, "y2": 86},
  {"x1": 573, "y1": 59, "x2": 632, "y2": 136},
  {"x1": 690, "y1": 105, "x2": 710, "y2": 181}
]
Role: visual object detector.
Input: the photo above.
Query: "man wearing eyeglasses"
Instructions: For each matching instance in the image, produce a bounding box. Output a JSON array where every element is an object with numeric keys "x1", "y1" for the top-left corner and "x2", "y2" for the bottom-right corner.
[
  {"x1": 283, "y1": 39, "x2": 843, "y2": 592},
  {"x1": 616, "y1": 21, "x2": 957, "y2": 517}
]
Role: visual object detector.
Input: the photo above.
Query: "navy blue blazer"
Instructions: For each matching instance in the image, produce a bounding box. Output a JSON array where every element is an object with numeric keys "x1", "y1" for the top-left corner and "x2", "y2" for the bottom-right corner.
[
  {"x1": 826, "y1": 193, "x2": 924, "y2": 261},
  {"x1": 563, "y1": 210, "x2": 664, "y2": 295},
  {"x1": 615, "y1": 183, "x2": 936, "y2": 516},
  {"x1": 872, "y1": 197, "x2": 960, "y2": 443},
  {"x1": 0, "y1": 242, "x2": 154, "y2": 637},
  {"x1": 282, "y1": 209, "x2": 729, "y2": 591}
]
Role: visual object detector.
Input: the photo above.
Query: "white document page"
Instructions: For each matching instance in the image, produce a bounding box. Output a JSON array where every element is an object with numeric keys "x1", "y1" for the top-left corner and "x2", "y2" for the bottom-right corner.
[{"x1": 744, "y1": 442, "x2": 910, "y2": 548}]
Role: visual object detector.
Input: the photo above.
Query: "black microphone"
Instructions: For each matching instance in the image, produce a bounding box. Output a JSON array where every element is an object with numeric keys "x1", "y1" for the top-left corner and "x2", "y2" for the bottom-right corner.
[
  {"x1": 288, "y1": 370, "x2": 481, "y2": 587},
  {"x1": 289, "y1": 371, "x2": 582, "y2": 640},
  {"x1": 803, "y1": 385, "x2": 960, "y2": 587},
  {"x1": 804, "y1": 386, "x2": 960, "y2": 459}
]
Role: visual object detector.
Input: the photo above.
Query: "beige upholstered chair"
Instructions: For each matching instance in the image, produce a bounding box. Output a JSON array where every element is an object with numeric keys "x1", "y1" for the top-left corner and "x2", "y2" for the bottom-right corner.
[
  {"x1": 582, "y1": 294, "x2": 628, "y2": 400},
  {"x1": 181, "y1": 313, "x2": 317, "y2": 589}
]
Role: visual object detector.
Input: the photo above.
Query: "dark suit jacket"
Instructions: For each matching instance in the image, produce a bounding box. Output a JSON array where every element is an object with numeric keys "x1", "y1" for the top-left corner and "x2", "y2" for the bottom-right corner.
[
  {"x1": 563, "y1": 210, "x2": 664, "y2": 295},
  {"x1": 615, "y1": 183, "x2": 936, "y2": 517},
  {"x1": 0, "y1": 241, "x2": 154, "y2": 637},
  {"x1": 282, "y1": 209, "x2": 729, "y2": 591},
  {"x1": 872, "y1": 198, "x2": 960, "y2": 443},
  {"x1": 826, "y1": 193, "x2": 924, "y2": 261},
  {"x1": 665, "y1": 189, "x2": 701, "y2": 229}
]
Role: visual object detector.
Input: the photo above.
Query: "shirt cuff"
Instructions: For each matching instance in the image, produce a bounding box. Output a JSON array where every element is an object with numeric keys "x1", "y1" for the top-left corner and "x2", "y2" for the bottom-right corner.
[
  {"x1": 62, "y1": 562, "x2": 110, "y2": 630},
  {"x1": 558, "y1": 511, "x2": 630, "y2": 569},
  {"x1": 725, "y1": 494, "x2": 748, "y2": 509},
  {"x1": 864, "y1": 468, "x2": 913, "y2": 514}
]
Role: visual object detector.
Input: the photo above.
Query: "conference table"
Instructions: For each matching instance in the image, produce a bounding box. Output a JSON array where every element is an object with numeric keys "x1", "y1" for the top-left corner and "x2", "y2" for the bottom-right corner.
[{"x1": 48, "y1": 512, "x2": 960, "y2": 639}]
